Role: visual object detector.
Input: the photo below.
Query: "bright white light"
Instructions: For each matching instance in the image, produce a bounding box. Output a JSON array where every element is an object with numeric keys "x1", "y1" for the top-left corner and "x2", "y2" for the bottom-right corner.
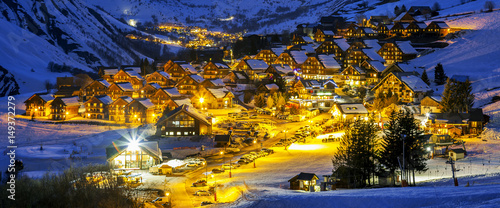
[
  {"x1": 128, "y1": 139, "x2": 139, "y2": 151},
  {"x1": 427, "y1": 147, "x2": 431, "y2": 152},
  {"x1": 128, "y1": 19, "x2": 137, "y2": 27},
  {"x1": 166, "y1": 159, "x2": 185, "y2": 168}
]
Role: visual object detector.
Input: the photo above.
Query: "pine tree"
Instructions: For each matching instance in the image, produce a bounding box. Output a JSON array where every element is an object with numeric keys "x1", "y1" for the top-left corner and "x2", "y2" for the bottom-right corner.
[
  {"x1": 434, "y1": 63, "x2": 447, "y2": 85},
  {"x1": 277, "y1": 93, "x2": 286, "y2": 109},
  {"x1": 442, "y1": 78, "x2": 475, "y2": 113},
  {"x1": 254, "y1": 94, "x2": 266, "y2": 108},
  {"x1": 394, "y1": 5, "x2": 400, "y2": 16},
  {"x1": 462, "y1": 79, "x2": 475, "y2": 113},
  {"x1": 421, "y1": 70, "x2": 430, "y2": 86},
  {"x1": 332, "y1": 118, "x2": 379, "y2": 187},
  {"x1": 401, "y1": 5, "x2": 407, "y2": 13},
  {"x1": 441, "y1": 78, "x2": 456, "y2": 113}
]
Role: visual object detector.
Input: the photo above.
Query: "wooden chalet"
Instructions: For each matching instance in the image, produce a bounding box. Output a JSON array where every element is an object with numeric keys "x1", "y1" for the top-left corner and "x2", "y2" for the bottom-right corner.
[
  {"x1": 24, "y1": 93, "x2": 54, "y2": 118},
  {"x1": 380, "y1": 62, "x2": 420, "y2": 78},
  {"x1": 288, "y1": 172, "x2": 319, "y2": 191},
  {"x1": 257, "y1": 83, "x2": 279, "y2": 94},
  {"x1": 329, "y1": 103, "x2": 369, "y2": 122},
  {"x1": 254, "y1": 49, "x2": 278, "y2": 65},
  {"x1": 151, "y1": 87, "x2": 182, "y2": 114},
  {"x1": 340, "y1": 65, "x2": 367, "y2": 86},
  {"x1": 427, "y1": 108, "x2": 487, "y2": 135},
  {"x1": 265, "y1": 64, "x2": 295, "y2": 77},
  {"x1": 108, "y1": 82, "x2": 134, "y2": 99},
  {"x1": 354, "y1": 27, "x2": 378, "y2": 38},
  {"x1": 344, "y1": 48, "x2": 384, "y2": 68},
  {"x1": 222, "y1": 71, "x2": 250, "y2": 85},
  {"x1": 109, "y1": 96, "x2": 133, "y2": 123},
  {"x1": 125, "y1": 98, "x2": 156, "y2": 124},
  {"x1": 98, "y1": 67, "x2": 119, "y2": 82},
  {"x1": 234, "y1": 59, "x2": 269, "y2": 81},
  {"x1": 393, "y1": 12, "x2": 416, "y2": 23},
  {"x1": 146, "y1": 70, "x2": 175, "y2": 87},
  {"x1": 292, "y1": 79, "x2": 337, "y2": 103},
  {"x1": 191, "y1": 87, "x2": 234, "y2": 109},
  {"x1": 420, "y1": 95, "x2": 442, "y2": 114},
  {"x1": 314, "y1": 29, "x2": 336, "y2": 42},
  {"x1": 176, "y1": 74, "x2": 205, "y2": 95},
  {"x1": 106, "y1": 138, "x2": 161, "y2": 169},
  {"x1": 202, "y1": 61, "x2": 230, "y2": 79},
  {"x1": 156, "y1": 104, "x2": 212, "y2": 136},
  {"x1": 360, "y1": 60, "x2": 386, "y2": 85},
  {"x1": 375, "y1": 24, "x2": 393, "y2": 36},
  {"x1": 273, "y1": 52, "x2": 298, "y2": 68},
  {"x1": 426, "y1": 21, "x2": 450, "y2": 37},
  {"x1": 113, "y1": 69, "x2": 145, "y2": 90},
  {"x1": 344, "y1": 22, "x2": 358, "y2": 38},
  {"x1": 390, "y1": 22, "x2": 410, "y2": 36},
  {"x1": 300, "y1": 56, "x2": 326, "y2": 80},
  {"x1": 81, "y1": 79, "x2": 111, "y2": 101},
  {"x1": 201, "y1": 79, "x2": 226, "y2": 89},
  {"x1": 139, "y1": 83, "x2": 162, "y2": 99},
  {"x1": 378, "y1": 41, "x2": 418, "y2": 64},
  {"x1": 84, "y1": 95, "x2": 113, "y2": 119},
  {"x1": 406, "y1": 22, "x2": 428, "y2": 36},
  {"x1": 318, "y1": 55, "x2": 342, "y2": 79},
  {"x1": 372, "y1": 72, "x2": 431, "y2": 103},
  {"x1": 165, "y1": 61, "x2": 197, "y2": 82},
  {"x1": 49, "y1": 96, "x2": 81, "y2": 120}
]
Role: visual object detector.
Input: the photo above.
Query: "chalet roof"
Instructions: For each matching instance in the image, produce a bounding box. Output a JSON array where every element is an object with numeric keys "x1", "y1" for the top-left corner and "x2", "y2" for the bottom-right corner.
[
  {"x1": 115, "y1": 82, "x2": 134, "y2": 91},
  {"x1": 270, "y1": 64, "x2": 294, "y2": 74},
  {"x1": 213, "y1": 62, "x2": 230, "y2": 69},
  {"x1": 189, "y1": 74, "x2": 205, "y2": 83},
  {"x1": 180, "y1": 64, "x2": 197, "y2": 74},
  {"x1": 106, "y1": 138, "x2": 160, "y2": 161},
  {"x1": 271, "y1": 46, "x2": 287, "y2": 57},
  {"x1": 161, "y1": 87, "x2": 181, "y2": 98},
  {"x1": 343, "y1": 65, "x2": 366, "y2": 74},
  {"x1": 135, "y1": 98, "x2": 155, "y2": 108},
  {"x1": 395, "y1": 41, "x2": 418, "y2": 54},
  {"x1": 103, "y1": 68, "x2": 119, "y2": 75},
  {"x1": 207, "y1": 88, "x2": 230, "y2": 99},
  {"x1": 289, "y1": 51, "x2": 308, "y2": 65},
  {"x1": 433, "y1": 21, "x2": 450, "y2": 29},
  {"x1": 302, "y1": 36, "x2": 314, "y2": 43},
  {"x1": 214, "y1": 135, "x2": 231, "y2": 142},
  {"x1": 396, "y1": 63, "x2": 420, "y2": 73},
  {"x1": 265, "y1": 83, "x2": 279, "y2": 90},
  {"x1": 232, "y1": 84, "x2": 256, "y2": 92},
  {"x1": 245, "y1": 59, "x2": 269, "y2": 70},
  {"x1": 337, "y1": 103, "x2": 368, "y2": 114},
  {"x1": 430, "y1": 95, "x2": 442, "y2": 103},
  {"x1": 95, "y1": 95, "x2": 113, "y2": 105},
  {"x1": 364, "y1": 60, "x2": 386, "y2": 73},
  {"x1": 38, "y1": 93, "x2": 55, "y2": 102},
  {"x1": 385, "y1": 24, "x2": 394, "y2": 30},
  {"x1": 157, "y1": 71, "x2": 171, "y2": 79},
  {"x1": 413, "y1": 22, "x2": 428, "y2": 29},
  {"x1": 301, "y1": 44, "x2": 316, "y2": 53},
  {"x1": 318, "y1": 55, "x2": 341, "y2": 69},
  {"x1": 288, "y1": 172, "x2": 319, "y2": 182},
  {"x1": 399, "y1": 75, "x2": 431, "y2": 92},
  {"x1": 124, "y1": 70, "x2": 144, "y2": 80},
  {"x1": 96, "y1": 79, "x2": 111, "y2": 88},
  {"x1": 157, "y1": 104, "x2": 211, "y2": 126},
  {"x1": 394, "y1": 12, "x2": 415, "y2": 22},
  {"x1": 123, "y1": 66, "x2": 141, "y2": 74},
  {"x1": 173, "y1": 98, "x2": 193, "y2": 107},
  {"x1": 362, "y1": 48, "x2": 384, "y2": 62},
  {"x1": 145, "y1": 83, "x2": 162, "y2": 90},
  {"x1": 323, "y1": 30, "x2": 335, "y2": 36},
  {"x1": 60, "y1": 96, "x2": 80, "y2": 106},
  {"x1": 333, "y1": 38, "x2": 350, "y2": 51},
  {"x1": 232, "y1": 71, "x2": 249, "y2": 80},
  {"x1": 363, "y1": 39, "x2": 381, "y2": 52},
  {"x1": 362, "y1": 27, "x2": 377, "y2": 34},
  {"x1": 449, "y1": 148, "x2": 466, "y2": 154}
]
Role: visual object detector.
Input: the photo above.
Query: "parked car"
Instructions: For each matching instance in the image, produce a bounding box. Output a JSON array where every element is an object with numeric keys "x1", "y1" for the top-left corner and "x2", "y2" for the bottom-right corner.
[
  {"x1": 195, "y1": 190, "x2": 211, "y2": 196},
  {"x1": 212, "y1": 168, "x2": 224, "y2": 173},
  {"x1": 223, "y1": 163, "x2": 236, "y2": 169},
  {"x1": 232, "y1": 162, "x2": 241, "y2": 168},
  {"x1": 193, "y1": 179, "x2": 207, "y2": 187},
  {"x1": 273, "y1": 142, "x2": 284, "y2": 147},
  {"x1": 152, "y1": 197, "x2": 170, "y2": 204},
  {"x1": 201, "y1": 201, "x2": 214, "y2": 206},
  {"x1": 187, "y1": 162, "x2": 198, "y2": 167},
  {"x1": 238, "y1": 159, "x2": 250, "y2": 164}
]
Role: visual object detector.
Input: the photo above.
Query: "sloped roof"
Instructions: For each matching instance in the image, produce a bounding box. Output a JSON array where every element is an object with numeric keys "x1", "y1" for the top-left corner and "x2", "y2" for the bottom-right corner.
[
  {"x1": 207, "y1": 88, "x2": 230, "y2": 99},
  {"x1": 414, "y1": 22, "x2": 428, "y2": 29},
  {"x1": 363, "y1": 27, "x2": 377, "y2": 34},
  {"x1": 103, "y1": 68, "x2": 119, "y2": 75},
  {"x1": 271, "y1": 64, "x2": 294, "y2": 74},
  {"x1": 213, "y1": 62, "x2": 230, "y2": 69},
  {"x1": 333, "y1": 38, "x2": 350, "y2": 51},
  {"x1": 434, "y1": 21, "x2": 450, "y2": 29},
  {"x1": 301, "y1": 44, "x2": 316, "y2": 53},
  {"x1": 302, "y1": 36, "x2": 314, "y2": 43},
  {"x1": 162, "y1": 87, "x2": 181, "y2": 98},
  {"x1": 96, "y1": 95, "x2": 113, "y2": 105},
  {"x1": 173, "y1": 98, "x2": 193, "y2": 107},
  {"x1": 400, "y1": 75, "x2": 431, "y2": 92},
  {"x1": 136, "y1": 98, "x2": 155, "y2": 108},
  {"x1": 362, "y1": 49, "x2": 384, "y2": 62},
  {"x1": 106, "y1": 138, "x2": 160, "y2": 161},
  {"x1": 61, "y1": 96, "x2": 80, "y2": 106},
  {"x1": 207, "y1": 79, "x2": 226, "y2": 87},
  {"x1": 157, "y1": 71, "x2": 171, "y2": 79},
  {"x1": 338, "y1": 103, "x2": 368, "y2": 114},
  {"x1": 363, "y1": 39, "x2": 381, "y2": 52},
  {"x1": 289, "y1": 51, "x2": 308, "y2": 64},
  {"x1": 180, "y1": 64, "x2": 198, "y2": 74},
  {"x1": 146, "y1": 83, "x2": 162, "y2": 89},
  {"x1": 318, "y1": 55, "x2": 341, "y2": 69},
  {"x1": 323, "y1": 30, "x2": 335, "y2": 36},
  {"x1": 271, "y1": 46, "x2": 287, "y2": 57},
  {"x1": 233, "y1": 71, "x2": 249, "y2": 80},
  {"x1": 124, "y1": 70, "x2": 144, "y2": 80},
  {"x1": 265, "y1": 83, "x2": 279, "y2": 90},
  {"x1": 189, "y1": 74, "x2": 205, "y2": 83},
  {"x1": 116, "y1": 82, "x2": 134, "y2": 91},
  {"x1": 288, "y1": 172, "x2": 319, "y2": 182},
  {"x1": 39, "y1": 93, "x2": 55, "y2": 102},
  {"x1": 366, "y1": 60, "x2": 386, "y2": 72},
  {"x1": 245, "y1": 59, "x2": 268, "y2": 70},
  {"x1": 157, "y1": 104, "x2": 211, "y2": 126},
  {"x1": 396, "y1": 41, "x2": 418, "y2": 54},
  {"x1": 97, "y1": 79, "x2": 111, "y2": 88}
]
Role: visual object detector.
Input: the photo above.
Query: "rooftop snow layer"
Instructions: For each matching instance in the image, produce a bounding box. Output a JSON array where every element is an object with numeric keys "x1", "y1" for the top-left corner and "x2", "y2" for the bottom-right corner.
[
  {"x1": 401, "y1": 75, "x2": 431, "y2": 92},
  {"x1": 318, "y1": 55, "x2": 341, "y2": 69},
  {"x1": 363, "y1": 39, "x2": 381, "y2": 51},
  {"x1": 180, "y1": 64, "x2": 197, "y2": 74},
  {"x1": 207, "y1": 88, "x2": 228, "y2": 98},
  {"x1": 246, "y1": 59, "x2": 268, "y2": 70},
  {"x1": 189, "y1": 74, "x2": 205, "y2": 83},
  {"x1": 289, "y1": 51, "x2": 308, "y2": 64},
  {"x1": 339, "y1": 103, "x2": 368, "y2": 114},
  {"x1": 333, "y1": 38, "x2": 350, "y2": 51},
  {"x1": 116, "y1": 82, "x2": 134, "y2": 91},
  {"x1": 163, "y1": 87, "x2": 181, "y2": 97},
  {"x1": 96, "y1": 95, "x2": 113, "y2": 105},
  {"x1": 61, "y1": 96, "x2": 80, "y2": 106},
  {"x1": 396, "y1": 41, "x2": 418, "y2": 54},
  {"x1": 362, "y1": 49, "x2": 384, "y2": 62}
]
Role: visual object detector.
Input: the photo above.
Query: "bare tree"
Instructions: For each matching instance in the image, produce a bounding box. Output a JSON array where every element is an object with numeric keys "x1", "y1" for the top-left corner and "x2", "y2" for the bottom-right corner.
[{"x1": 432, "y1": 2, "x2": 441, "y2": 11}]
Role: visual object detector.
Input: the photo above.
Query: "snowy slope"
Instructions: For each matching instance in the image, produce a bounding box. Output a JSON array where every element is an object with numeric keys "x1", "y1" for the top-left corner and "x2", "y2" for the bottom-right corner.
[{"x1": 0, "y1": 0, "x2": 145, "y2": 94}]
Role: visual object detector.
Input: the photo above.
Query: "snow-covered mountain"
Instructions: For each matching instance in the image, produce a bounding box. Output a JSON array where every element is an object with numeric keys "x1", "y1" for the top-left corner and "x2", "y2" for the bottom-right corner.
[{"x1": 0, "y1": 0, "x2": 147, "y2": 94}]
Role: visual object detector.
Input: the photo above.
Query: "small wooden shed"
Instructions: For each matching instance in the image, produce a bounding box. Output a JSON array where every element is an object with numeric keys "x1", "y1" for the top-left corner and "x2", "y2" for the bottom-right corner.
[
  {"x1": 448, "y1": 148, "x2": 466, "y2": 161},
  {"x1": 288, "y1": 172, "x2": 319, "y2": 191}
]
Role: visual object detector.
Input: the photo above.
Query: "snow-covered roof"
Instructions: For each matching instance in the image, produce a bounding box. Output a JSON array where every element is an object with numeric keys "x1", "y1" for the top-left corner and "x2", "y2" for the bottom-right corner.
[
  {"x1": 173, "y1": 98, "x2": 192, "y2": 107},
  {"x1": 363, "y1": 39, "x2": 381, "y2": 52},
  {"x1": 162, "y1": 87, "x2": 181, "y2": 97},
  {"x1": 208, "y1": 79, "x2": 226, "y2": 87},
  {"x1": 272, "y1": 64, "x2": 294, "y2": 74},
  {"x1": 118, "y1": 96, "x2": 133, "y2": 103},
  {"x1": 323, "y1": 30, "x2": 335, "y2": 36},
  {"x1": 349, "y1": 65, "x2": 366, "y2": 74},
  {"x1": 125, "y1": 70, "x2": 144, "y2": 80},
  {"x1": 137, "y1": 98, "x2": 155, "y2": 108},
  {"x1": 148, "y1": 83, "x2": 162, "y2": 89},
  {"x1": 289, "y1": 51, "x2": 308, "y2": 64},
  {"x1": 157, "y1": 71, "x2": 171, "y2": 79},
  {"x1": 397, "y1": 63, "x2": 418, "y2": 73},
  {"x1": 414, "y1": 22, "x2": 428, "y2": 29},
  {"x1": 39, "y1": 94, "x2": 54, "y2": 102},
  {"x1": 61, "y1": 96, "x2": 80, "y2": 106},
  {"x1": 430, "y1": 95, "x2": 442, "y2": 102},
  {"x1": 366, "y1": 61, "x2": 386, "y2": 72},
  {"x1": 271, "y1": 46, "x2": 287, "y2": 57},
  {"x1": 396, "y1": 41, "x2": 418, "y2": 54},
  {"x1": 233, "y1": 71, "x2": 248, "y2": 80},
  {"x1": 214, "y1": 62, "x2": 229, "y2": 69},
  {"x1": 123, "y1": 67, "x2": 141, "y2": 74},
  {"x1": 333, "y1": 38, "x2": 350, "y2": 51},
  {"x1": 362, "y1": 49, "x2": 384, "y2": 62},
  {"x1": 104, "y1": 69, "x2": 119, "y2": 75},
  {"x1": 189, "y1": 74, "x2": 205, "y2": 83},
  {"x1": 363, "y1": 27, "x2": 376, "y2": 34},
  {"x1": 246, "y1": 59, "x2": 268, "y2": 70},
  {"x1": 400, "y1": 75, "x2": 431, "y2": 92},
  {"x1": 207, "y1": 88, "x2": 229, "y2": 99},
  {"x1": 435, "y1": 21, "x2": 450, "y2": 29},
  {"x1": 116, "y1": 82, "x2": 134, "y2": 91},
  {"x1": 338, "y1": 103, "x2": 368, "y2": 114},
  {"x1": 318, "y1": 55, "x2": 341, "y2": 69},
  {"x1": 302, "y1": 36, "x2": 314, "y2": 43},
  {"x1": 97, "y1": 79, "x2": 111, "y2": 88},
  {"x1": 180, "y1": 64, "x2": 197, "y2": 74},
  {"x1": 385, "y1": 24, "x2": 394, "y2": 30},
  {"x1": 265, "y1": 83, "x2": 279, "y2": 90},
  {"x1": 96, "y1": 95, "x2": 113, "y2": 105},
  {"x1": 394, "y1": 12, "x2": 410, "y2": 21},
  {"x1": 302, "y1": 44, "x2": 315, "y2": 53},
  {"x1": 232, "y1": 84, "x2": 256, "y2": 92}
]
